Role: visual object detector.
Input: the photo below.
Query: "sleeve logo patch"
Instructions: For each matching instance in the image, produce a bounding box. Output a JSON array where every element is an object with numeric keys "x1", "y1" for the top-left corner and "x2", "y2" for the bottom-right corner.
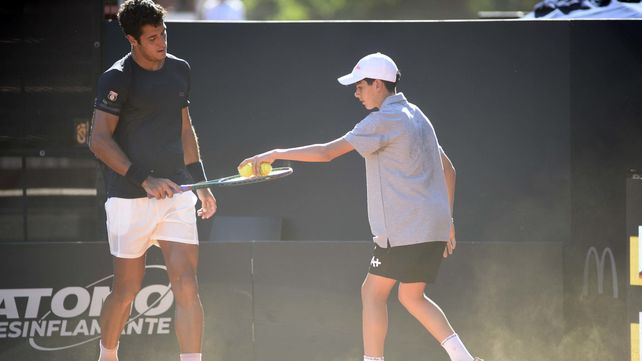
[{"x1": 107, "y1": 90, "x2": 119, "y2": 102}]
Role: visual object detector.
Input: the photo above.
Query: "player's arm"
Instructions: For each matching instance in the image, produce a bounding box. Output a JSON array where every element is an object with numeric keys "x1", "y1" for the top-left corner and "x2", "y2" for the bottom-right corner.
[
  {"x1": 181, "y1": 107, "x2": 202, "y2": 165},
  {"x1": 88, "y1": 109, "x2": 132, "y2": 176},
  {"x1": 440, "y1": 147, "x2": 457, "y2": 257},
  {"x1": 239, "y1": 137, "x2": 354, "y2": 175},
  {"x1": 181, "y1": 107, "x2": 216, "y2": 219},
  {"x1": 89, "y1": 109, "x2": 180, "y2": 199}
]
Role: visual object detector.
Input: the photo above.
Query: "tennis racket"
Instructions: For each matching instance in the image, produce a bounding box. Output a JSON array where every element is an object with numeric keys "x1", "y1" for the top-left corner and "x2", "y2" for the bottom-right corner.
[{"x1": 180, "y1": 166, "x2": 293, "y2": 191}]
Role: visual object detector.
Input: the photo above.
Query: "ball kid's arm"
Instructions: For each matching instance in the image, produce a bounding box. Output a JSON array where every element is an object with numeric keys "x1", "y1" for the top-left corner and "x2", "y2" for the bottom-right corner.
[
  {"x1": 239, "y1": 137, "x2": 354, "y2": 176},
  {"x1": 440, "y1": 148, "x2": 456, "y2": 216},
  {"x1": 440, "y1": 147, "x2": 457, "y2": 257}
]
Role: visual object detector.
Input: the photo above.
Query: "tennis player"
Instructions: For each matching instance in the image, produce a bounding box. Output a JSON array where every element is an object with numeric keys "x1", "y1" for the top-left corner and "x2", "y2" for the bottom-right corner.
[
  {"x1": 89, "y1": 1, "x2": 216, "y2": 361},
  {"x1": 239, "y1": 53, "x2": 481, "y2": 361}
]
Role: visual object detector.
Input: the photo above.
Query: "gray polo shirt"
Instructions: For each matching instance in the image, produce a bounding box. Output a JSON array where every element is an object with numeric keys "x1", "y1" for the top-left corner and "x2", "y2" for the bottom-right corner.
[{"x1": 343, "y1": 93, "x2": 451, "y2": 247}]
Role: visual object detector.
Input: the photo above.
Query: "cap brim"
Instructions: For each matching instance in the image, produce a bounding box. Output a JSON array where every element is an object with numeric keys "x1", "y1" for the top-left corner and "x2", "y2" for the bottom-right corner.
[{"x1": 337, "y1": 73, "x2": 363, "y2": 86}]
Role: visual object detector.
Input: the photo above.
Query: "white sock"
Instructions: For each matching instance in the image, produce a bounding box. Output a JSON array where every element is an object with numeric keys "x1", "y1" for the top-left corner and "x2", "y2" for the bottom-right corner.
[
  {"x1": 364, "y1": 356, "x2": 384, "y2": 361},
  {"x1": 180, "y1": 353, "x2": 202, "y2": 361},
  {"x1": 98, "y1": 340, "x2": 119, "y2": 361},
  {"x1": 441, "y1": 333, "x2": 474, "y2": 361}
]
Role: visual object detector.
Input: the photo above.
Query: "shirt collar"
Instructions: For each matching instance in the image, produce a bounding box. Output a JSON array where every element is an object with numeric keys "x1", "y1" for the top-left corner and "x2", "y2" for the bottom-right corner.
[{"x1": 380, "y1": 92, "x2": 407, "y2": 109}]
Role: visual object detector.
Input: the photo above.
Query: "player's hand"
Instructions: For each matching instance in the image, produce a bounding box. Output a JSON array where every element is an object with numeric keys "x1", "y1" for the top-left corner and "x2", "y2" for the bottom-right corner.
[
  {"x1": 443, "y1": 222, "x2": 456, "y2": 258},
  {"x1": 239, "y1": 151, "x2": 276, "y2": 176},
  {"x1": 143, "y1": 176, "x2": 182, "y2": 199},
  {"x1": 196, "y1": 188, "x2": 216, "y2": 219}
]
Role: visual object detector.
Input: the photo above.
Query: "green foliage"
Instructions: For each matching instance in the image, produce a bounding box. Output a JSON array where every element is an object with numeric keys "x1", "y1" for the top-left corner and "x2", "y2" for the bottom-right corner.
[{"x1": 244, "y1": 0, "x2": 539, "y2": 20}]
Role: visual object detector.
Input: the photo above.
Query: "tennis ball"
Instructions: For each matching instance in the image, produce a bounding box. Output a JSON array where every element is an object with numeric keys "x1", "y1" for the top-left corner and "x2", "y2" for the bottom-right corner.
[
  {"x1": 238, "y1": 163, "x2": 254, "y2": 178},
  {"x1": 259, "y1": 162, "x2": 272, "y2": 176}
]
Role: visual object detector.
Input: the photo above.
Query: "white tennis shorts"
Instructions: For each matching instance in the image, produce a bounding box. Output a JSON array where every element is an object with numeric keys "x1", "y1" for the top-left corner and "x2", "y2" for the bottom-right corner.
[{"x1": 105, "y1": 191, "x2": 198, "y2": 258}]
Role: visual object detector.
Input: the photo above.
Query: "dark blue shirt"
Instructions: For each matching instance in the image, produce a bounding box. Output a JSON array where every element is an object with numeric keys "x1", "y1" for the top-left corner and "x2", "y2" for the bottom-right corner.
[{"x1": 94, "y1": 53, "x2": 193, "y2": 198}]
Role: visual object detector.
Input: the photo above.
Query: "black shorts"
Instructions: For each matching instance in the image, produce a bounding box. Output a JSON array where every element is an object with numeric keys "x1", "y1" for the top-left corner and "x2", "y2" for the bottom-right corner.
[{"x1": 368, "y1": 241, "x2": 447, "y2": 283}]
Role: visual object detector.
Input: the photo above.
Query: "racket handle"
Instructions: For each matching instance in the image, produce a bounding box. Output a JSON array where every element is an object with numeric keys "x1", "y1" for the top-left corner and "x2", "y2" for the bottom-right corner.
[{"x1": 180, "y1": 185, "x2": 192, "y2": 192}]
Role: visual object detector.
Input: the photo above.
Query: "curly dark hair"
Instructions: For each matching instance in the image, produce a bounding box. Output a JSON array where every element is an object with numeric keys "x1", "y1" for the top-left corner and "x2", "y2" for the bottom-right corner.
[{"x1": 117, "y1": 0, "x2": 166, "y2": 41}]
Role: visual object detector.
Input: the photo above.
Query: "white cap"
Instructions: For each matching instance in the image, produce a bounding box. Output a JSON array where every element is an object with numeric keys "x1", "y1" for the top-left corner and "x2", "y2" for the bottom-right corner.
[{"x1": 337, "y1": 52, "x2": 399, "y2": 85}]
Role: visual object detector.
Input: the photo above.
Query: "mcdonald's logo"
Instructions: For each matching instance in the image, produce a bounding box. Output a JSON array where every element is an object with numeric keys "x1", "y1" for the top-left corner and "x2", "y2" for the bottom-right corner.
[{"x1": 582, "y1": 246, "x2": 618, "y2": 298}]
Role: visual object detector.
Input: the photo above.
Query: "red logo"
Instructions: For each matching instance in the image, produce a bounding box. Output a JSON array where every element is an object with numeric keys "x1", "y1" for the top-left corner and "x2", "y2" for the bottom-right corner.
[{"x1": 107, "y1": 91, "x2": 118, "y2": 102}]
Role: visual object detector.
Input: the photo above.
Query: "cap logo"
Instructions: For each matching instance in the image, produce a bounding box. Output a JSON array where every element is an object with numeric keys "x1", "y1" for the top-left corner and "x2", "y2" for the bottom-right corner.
[{"x1": 107, "y1": 91, "x2": 118, "y2": 102}]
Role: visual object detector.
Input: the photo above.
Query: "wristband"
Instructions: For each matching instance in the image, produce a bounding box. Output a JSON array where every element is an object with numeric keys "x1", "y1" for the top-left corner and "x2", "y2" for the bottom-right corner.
[
  {"x1": 186, "y1": 161, "x2": 207, "y2": 183},
  {"x1": 125, "y1": 164, "x2": 149, "y2": 186}
]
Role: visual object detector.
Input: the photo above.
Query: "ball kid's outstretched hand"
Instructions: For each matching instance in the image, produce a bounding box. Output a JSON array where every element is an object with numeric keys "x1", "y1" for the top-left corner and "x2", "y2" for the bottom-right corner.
[{"x1": 238, "y1": 151, "x2": 276, "y2": 177}]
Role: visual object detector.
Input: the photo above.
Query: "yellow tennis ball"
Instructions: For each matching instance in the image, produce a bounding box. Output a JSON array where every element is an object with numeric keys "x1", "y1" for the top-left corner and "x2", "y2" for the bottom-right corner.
[
  {"x1": 238, "y1": 163, "x2": 254, "y2": 178},
  {"x1": 259, "y1": 162, "x2": 272, "y2": 176}
]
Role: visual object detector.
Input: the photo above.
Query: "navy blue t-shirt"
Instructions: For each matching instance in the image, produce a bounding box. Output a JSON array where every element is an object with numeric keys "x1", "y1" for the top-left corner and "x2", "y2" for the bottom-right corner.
[{"x1": 94, "y1": 53, "x2": 193, "y2": 198}]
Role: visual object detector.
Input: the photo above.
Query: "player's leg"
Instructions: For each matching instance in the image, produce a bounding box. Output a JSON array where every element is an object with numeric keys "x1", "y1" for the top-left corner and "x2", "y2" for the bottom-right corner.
[
  {"x1": 98, "y1": 255, "x2": 146, "y2": 361},
  {"x1": 158, "y1": 240, "x2": 203, "y2": 358},
  {"x1": 398, "y1": 282, "x2": 474, "y2": 361},
  {"x1": 100, "y1": 194, "x2": 159, "y2": 360},
  {"x1": 361, "y1": 273, "x2": 397, "y2": 359}
]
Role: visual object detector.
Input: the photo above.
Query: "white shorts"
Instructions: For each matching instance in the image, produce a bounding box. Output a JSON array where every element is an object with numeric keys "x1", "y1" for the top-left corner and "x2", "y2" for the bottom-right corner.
[{"x1": 105, "y1": 191, "x2": 199, "y2": 258}]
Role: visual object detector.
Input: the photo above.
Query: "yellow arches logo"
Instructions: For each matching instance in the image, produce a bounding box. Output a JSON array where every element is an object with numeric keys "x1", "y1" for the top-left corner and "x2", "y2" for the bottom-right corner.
[{"x1": 582, "y1": 246, "x2": 618, "y2": 298}]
